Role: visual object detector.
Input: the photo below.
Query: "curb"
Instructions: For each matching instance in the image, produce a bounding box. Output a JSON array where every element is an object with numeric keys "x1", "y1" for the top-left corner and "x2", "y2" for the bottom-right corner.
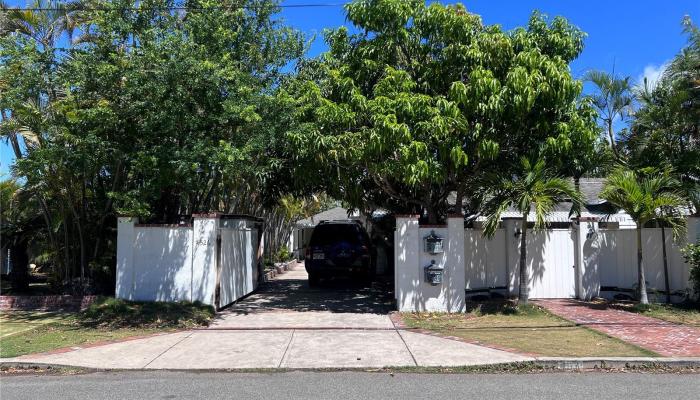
[
  {"x1": 3, "y1": 358, "x2": 700, "y2": 373},
  {"x1": 531, "y1": 357, "x2": 700, "y2": 370}
]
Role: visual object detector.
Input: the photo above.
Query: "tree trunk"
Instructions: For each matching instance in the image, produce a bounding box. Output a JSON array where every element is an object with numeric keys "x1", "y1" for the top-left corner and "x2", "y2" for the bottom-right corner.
[
  {"x1": 454, "y1": 186, "x2": 464, "y2": 216},
  {"x1": 636, "y1": 226, "x2": 649, "y2": 304},
  {"x1": 9, "y1": 237, "x2": 30, "y2": 292},
  {"x1": 518, "y1": 214, "x2": 529, "y2": 304},
  {"x1": 661, "y1": 224, "x2": 671, "y2": 304},
  {"x1": 607, "y1": 120, "x2": 620, "y2": 159},
  {"x1": 425, "y1": 204, "x2": 438, "y2": 225}
]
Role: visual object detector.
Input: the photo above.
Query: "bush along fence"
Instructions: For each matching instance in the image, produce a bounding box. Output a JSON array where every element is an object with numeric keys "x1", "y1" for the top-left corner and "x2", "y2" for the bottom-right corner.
[{"x1": 394, "y1": 216, "x2": 699, "y2": 312}]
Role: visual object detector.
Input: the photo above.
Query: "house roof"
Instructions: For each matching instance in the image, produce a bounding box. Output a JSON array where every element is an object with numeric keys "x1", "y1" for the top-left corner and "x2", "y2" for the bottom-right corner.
[
  {"x1": 295, "y1": 206, "x2": 359, "y2": 227},
  {"x1": 577, "y1": 178, "x2": 607, "y2": 205}
]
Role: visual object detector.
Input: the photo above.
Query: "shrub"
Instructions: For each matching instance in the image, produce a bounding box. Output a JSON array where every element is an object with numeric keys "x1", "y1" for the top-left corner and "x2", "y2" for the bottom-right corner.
[
  {"x1": 275, "y1": 247, "x2": 292, "y2": 263},
  {"x1": 683, "y1": 242, "x2": 700, "y2": 300},
  {"x1": 78, "y1": 297, "x2": 215, "y2": 329}
]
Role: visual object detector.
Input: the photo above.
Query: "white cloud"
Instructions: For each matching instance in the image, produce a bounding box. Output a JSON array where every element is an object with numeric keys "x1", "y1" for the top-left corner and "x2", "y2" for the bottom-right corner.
[{"x1": 637, "y1": 62, "x2": 669, "y2": 90}]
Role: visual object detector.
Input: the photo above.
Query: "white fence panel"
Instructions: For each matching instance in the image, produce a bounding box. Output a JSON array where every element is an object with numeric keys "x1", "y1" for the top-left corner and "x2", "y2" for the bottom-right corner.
[
  {"x1": 464, "y1": 229, "x2": 508, "y2": 290},
  {"x1": 526, "y1": 230, "x2": 576, "y2": 299},
  {"x1": 219, "y1": 227, "x2": 258, "y2": 307},
  {"x1": 131, "y1": 227, "x2": 194, "y2": 302},
  {"x1": 596, "y1": 228, "x2": 688, "y2": 294}
]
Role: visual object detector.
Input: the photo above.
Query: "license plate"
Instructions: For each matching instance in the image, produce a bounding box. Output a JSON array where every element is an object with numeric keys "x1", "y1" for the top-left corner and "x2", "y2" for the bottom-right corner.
[{"x1": 313, "y1": 253, "x2": 325, "y2": 260}]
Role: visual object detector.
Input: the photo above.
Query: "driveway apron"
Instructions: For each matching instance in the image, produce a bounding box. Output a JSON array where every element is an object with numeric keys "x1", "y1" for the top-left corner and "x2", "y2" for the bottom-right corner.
[{"x1": 6, "y1": 263, "x2": 530, "y2": 369}]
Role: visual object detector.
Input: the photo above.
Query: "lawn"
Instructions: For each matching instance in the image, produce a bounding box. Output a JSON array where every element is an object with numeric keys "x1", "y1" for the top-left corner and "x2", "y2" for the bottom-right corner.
[
  {"x1": 0, "y1": 298, "x2": 214, "y2": 358},
  {"x1": 401, "y1": 302, "x2": 657, "y2": 357},
  {"x1": 623, "y1": 302, "x2": 700, "y2": 326}
]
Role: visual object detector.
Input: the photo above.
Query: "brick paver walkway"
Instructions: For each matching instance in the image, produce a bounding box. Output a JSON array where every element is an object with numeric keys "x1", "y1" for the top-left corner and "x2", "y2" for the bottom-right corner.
[{"x1": 536, "y1": 299, "x2": 700, "y2": 357}]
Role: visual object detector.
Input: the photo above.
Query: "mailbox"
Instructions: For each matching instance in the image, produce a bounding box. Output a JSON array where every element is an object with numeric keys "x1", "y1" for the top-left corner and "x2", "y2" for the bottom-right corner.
[
  {"x1": 423, "y1": 230, "x2": 444, "y2": 254},
  {"x1": 424, "y1": 260, "x2": 444, "y2": 285}
]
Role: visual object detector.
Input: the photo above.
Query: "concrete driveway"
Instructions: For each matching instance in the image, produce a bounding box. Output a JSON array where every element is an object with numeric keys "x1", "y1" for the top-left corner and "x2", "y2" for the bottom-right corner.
[{"x1": 5, "y1": 264, "x2": 531, "y2": 369}]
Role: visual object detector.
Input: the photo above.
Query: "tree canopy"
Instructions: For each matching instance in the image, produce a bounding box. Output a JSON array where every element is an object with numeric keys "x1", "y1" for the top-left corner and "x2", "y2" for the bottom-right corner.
[
  {"x1": 284, "y1": 0, "x2": 597, "y2": 222},
  {"x1": 1, "y1": 0, "x2": 306, "y2": 289}
]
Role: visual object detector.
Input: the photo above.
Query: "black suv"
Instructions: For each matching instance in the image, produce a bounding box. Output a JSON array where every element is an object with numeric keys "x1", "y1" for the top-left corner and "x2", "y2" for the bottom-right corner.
[{"x1": 304, "y1": 220, "x2": 374, "y2": 285}]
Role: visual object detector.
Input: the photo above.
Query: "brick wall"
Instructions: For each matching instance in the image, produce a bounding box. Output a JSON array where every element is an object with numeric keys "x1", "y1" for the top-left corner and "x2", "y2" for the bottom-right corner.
[{"x1": 0, "y1": 295, "x2": 99, "y2": 311}]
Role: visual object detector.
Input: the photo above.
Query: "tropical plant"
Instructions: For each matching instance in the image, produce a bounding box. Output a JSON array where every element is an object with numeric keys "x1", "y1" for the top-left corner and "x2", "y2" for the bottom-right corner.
[
  {"x1": 682, "y1": 242, "x2": 700, "y2": 300},
  {"x1": 482, "y1": 157, "x2": 583, "y2": 304},
  {"x1": 285, "y1": 0, "x2": 595, "y2": 223},
  {"x1": 600, "y1": 168, "x2": 688, "y2": 304},
  {"x1": 584, "y1": 69, "x2": 634, "y2": 159}
]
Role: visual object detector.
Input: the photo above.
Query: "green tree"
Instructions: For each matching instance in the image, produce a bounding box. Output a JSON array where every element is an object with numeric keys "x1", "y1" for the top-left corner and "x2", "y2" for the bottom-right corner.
[
  {"x1": 482, "y1": 157, "x2": 582, "y2": 304},
  {"x1": 600, "y1": 168, "x2": 687, "y2": 304},
  {"x1": 286, "y1": 0, "x2": 595, "y2": 223},
  {"x1": 2, "y1": 0, "x2": 305, "y2": 291},
  {"x1": 584, "y1": 69, "x2": 634, "y2": 160},
  {"x1": 626, "y1": 18, "x2": 699, "y2": 214}
]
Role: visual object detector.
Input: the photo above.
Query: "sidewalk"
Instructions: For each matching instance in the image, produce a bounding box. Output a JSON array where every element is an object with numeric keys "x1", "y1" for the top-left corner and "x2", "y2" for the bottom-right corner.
[
  {"x1": 0, "y1": 325, "x2": 531, "y2": 369},
  {"x1": 536, "y1": 299, "x2": 700, "y2": 357}
]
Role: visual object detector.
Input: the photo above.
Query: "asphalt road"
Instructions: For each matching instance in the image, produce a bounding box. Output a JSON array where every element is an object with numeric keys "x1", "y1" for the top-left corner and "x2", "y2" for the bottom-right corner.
[{"x1": 2, "y1": 371, "x2": 699, "y2": 400}]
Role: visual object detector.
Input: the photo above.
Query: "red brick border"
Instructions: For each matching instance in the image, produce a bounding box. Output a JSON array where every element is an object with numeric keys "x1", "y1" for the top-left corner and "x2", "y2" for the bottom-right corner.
[{"x1": 0, "y1": 295, "x2": 99, "y2": 312}]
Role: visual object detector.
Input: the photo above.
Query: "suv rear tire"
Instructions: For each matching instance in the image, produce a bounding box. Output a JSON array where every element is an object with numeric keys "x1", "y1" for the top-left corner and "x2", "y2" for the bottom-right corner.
[{"x1": 308, "y1": 273, "x2": 320, "y2": 287}]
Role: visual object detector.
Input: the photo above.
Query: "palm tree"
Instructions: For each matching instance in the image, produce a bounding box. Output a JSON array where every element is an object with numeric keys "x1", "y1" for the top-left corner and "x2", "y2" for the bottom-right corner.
[
  {"x1": 483, "y1": 157, "x2": 583, "y2": 304},
  {"x1": 584, "y1": 69, "x2": 634, "y2": 159},
  {"x1": 600, "y1": 168, "x2": 687, "y2": 304}
]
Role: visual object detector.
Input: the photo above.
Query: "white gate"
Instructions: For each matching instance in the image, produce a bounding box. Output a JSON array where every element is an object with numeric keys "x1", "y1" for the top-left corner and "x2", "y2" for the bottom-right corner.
[{"x1": 526, "y1": 230, "x2": 576, "y2": 298}]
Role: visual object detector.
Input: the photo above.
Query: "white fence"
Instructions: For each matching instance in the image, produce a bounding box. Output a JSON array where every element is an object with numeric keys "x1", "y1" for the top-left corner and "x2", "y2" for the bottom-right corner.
[
  {"x1": 464, "y1": 220, "x2": 697, "y2": 302},
  {"x1": 465, "y1": 229, "x2": 577, "y2": 299},
  {"x1": 588, "y1": 228, "x2": 689, "y2": 300},
  {"x1": 396, "y1": 216, "x2": 699, "y2": 312},
  {"x1": 116, "y1": 215, "x2": 263, "y2": 308}
]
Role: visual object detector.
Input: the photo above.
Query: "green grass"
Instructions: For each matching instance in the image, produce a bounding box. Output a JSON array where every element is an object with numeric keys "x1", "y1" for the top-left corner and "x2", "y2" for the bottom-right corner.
[
  {"x1": 626, "y1": 302, "x2": 700, "y2": 326},
  {"x1": 0, "y1": 298, "x2": 214, "y2": 358},
  {"x1": 401, "y1": 301, "x2": 657, "y2": 357}
]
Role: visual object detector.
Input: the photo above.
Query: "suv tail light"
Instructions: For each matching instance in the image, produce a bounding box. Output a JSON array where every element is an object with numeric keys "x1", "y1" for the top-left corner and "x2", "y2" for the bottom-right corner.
[{"x1": 305, "y1": 247, "x2": 311, "y2": 260}]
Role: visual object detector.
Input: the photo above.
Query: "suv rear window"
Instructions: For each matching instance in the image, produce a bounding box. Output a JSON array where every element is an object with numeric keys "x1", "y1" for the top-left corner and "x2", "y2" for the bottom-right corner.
[{"x1": 310, "y1": 224, "x2": 366, "y2": 246}]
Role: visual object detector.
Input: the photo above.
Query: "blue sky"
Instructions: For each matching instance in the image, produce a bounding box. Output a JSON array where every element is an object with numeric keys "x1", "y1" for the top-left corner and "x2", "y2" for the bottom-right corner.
[{"x1": 2, "y1": 0, "x2": 699, "y2": 175}]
